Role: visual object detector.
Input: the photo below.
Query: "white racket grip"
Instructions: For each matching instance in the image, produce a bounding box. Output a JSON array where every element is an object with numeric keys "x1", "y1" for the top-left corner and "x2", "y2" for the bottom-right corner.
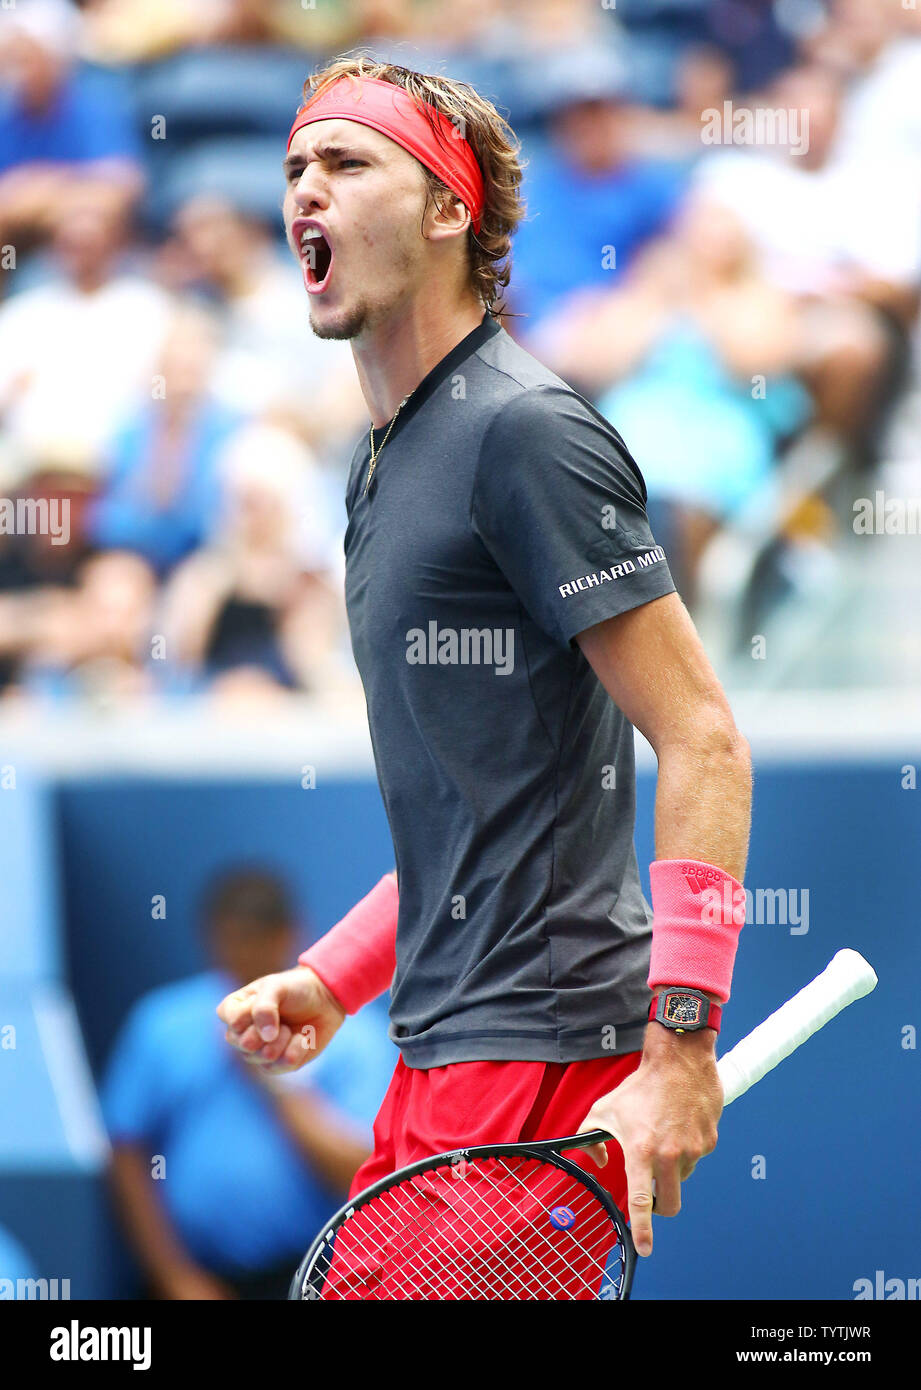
[{"x1": 716, "y1": 949, "x2": 878, "y2": 1107}]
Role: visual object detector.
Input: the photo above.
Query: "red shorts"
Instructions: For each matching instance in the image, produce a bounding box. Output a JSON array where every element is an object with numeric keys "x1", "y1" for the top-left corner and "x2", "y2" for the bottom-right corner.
[{"x1": 325, "y1": 1052, "x2": 642, "y2": 1299}]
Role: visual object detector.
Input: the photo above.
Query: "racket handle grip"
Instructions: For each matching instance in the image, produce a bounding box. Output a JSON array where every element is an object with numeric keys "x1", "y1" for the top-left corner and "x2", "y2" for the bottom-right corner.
[{"x1": 716, "y1": 949, "x2": 877, "y2": 1106}]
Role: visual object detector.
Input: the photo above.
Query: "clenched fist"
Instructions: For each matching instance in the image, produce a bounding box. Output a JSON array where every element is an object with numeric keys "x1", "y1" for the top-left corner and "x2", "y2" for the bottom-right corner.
[{"x1": 217, "y1": 966, "x2": 345, "y2": 1073}]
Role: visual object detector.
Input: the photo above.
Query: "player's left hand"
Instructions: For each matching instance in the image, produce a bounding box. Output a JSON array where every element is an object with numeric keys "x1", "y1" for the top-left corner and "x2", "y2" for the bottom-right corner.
[{"x1": 577, "y1": 1025, "x2": 722, "y2": 1257}]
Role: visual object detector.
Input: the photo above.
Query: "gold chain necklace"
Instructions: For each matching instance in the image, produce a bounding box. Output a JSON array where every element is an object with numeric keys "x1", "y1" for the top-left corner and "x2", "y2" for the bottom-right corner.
[{"x1": 365, "y1": 395, "x2": 410, "y2": 495}]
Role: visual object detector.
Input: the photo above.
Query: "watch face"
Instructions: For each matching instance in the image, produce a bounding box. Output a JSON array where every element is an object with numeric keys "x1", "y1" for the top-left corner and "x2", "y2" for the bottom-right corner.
[{"x1": 664, "y1": 992, "x2": 703, "y2": 1026}]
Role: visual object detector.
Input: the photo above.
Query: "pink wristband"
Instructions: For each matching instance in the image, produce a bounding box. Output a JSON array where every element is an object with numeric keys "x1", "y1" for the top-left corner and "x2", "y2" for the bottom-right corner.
[
  {"x1": 298, "y1": 873, "x2": 398, "y2": 1015},
  {"x1": 647, "y1": 859, "x2": 745, "y2": 1004}
]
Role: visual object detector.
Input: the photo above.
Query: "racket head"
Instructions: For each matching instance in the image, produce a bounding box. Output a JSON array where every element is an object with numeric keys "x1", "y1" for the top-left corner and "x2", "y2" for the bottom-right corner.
[{"x1": 289, "y1": 1131, "x2": 635, "y2": 1302}]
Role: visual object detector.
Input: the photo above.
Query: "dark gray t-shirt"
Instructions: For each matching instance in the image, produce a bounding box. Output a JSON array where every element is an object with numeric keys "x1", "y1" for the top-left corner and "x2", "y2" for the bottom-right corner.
[{"x1": 344, "y1": 315, "x2": 676, "y2": 1067}]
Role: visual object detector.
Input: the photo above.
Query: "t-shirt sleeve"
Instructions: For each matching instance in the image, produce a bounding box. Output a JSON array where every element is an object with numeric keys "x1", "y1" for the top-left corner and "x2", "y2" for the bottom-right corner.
[{"x1": 472, "y1": 385, "x2": 676, "y2": 646}]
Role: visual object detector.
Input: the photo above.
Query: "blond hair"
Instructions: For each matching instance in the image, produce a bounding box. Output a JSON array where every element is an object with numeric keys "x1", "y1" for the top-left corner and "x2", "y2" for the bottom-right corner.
[{"x1": 301, "y1": 56, "x2": 525, "y2": 317}]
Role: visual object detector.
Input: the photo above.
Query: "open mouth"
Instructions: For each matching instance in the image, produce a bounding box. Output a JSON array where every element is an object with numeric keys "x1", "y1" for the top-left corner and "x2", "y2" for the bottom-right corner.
[{"x1": 297, "y1": 222, "x2": 334, "y2": 295}]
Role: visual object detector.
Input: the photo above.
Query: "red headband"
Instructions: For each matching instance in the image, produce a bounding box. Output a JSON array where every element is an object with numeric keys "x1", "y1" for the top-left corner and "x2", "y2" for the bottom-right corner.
[{"x1": 287, "y1": 76, "x2": 485, "y2": 233}]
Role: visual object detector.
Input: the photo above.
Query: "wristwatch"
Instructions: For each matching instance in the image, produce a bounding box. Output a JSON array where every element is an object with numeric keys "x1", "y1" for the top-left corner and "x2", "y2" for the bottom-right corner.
[{"x1": 649, "y1": 987, "x2": 722, "y2": 1034}]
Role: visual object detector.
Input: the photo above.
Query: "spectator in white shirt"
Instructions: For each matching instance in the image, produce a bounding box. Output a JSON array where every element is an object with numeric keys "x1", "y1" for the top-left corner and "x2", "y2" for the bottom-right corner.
[{"x1": 0, "y1": 183, "x2": 171, "y2": 488}]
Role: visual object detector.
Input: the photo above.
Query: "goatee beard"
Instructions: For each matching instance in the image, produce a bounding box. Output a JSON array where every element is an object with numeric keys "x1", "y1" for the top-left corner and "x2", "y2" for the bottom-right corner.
[{"x1": 308, "y1": 305, "x2": 368, "y2": 341}]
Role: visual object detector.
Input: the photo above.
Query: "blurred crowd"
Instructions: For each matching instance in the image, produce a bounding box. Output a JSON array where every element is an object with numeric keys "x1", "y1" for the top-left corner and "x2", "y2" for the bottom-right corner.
[{"x1": 1, "y1": 0, "x2": 920, "y2": 704}]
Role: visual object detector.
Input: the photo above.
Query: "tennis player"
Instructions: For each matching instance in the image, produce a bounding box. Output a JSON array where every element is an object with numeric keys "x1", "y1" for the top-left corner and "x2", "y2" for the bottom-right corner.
[{"x1": 218, "y1": 57, "x2": 752, "y2": 1272}]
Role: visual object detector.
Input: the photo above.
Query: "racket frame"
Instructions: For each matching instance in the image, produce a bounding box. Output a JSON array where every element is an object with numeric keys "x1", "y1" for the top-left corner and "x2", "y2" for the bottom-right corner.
[
  {"x1": 289, "y1": 1128, "x2": 636, "y2": 1301},
  {"x1": 289, "y1": 949, "x2": 877, "y2": 1301}
]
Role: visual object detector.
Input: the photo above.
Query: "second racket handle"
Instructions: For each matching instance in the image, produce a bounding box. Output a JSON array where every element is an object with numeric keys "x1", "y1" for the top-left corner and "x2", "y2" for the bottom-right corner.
[{"x1": 717, "y1": 948, "x2": 877, "y2": 1107}]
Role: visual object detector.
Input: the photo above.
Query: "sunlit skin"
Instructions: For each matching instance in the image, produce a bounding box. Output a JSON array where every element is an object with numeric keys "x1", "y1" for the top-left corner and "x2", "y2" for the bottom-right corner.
[{"x1": 282, "y1": 119, "x2": 483, "y2": 427}]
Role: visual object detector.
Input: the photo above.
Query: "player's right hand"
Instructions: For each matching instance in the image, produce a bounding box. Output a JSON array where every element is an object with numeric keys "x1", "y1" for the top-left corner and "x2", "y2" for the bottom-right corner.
[{"x1": 217, "y1": 966, "x2": 345, "y2": 1073}]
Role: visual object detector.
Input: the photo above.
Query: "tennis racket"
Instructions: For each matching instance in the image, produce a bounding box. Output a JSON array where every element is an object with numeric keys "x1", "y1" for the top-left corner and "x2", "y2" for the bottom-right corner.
[{"x1": 289, "y1": 948, "x2": 877, "y2": 1301}]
